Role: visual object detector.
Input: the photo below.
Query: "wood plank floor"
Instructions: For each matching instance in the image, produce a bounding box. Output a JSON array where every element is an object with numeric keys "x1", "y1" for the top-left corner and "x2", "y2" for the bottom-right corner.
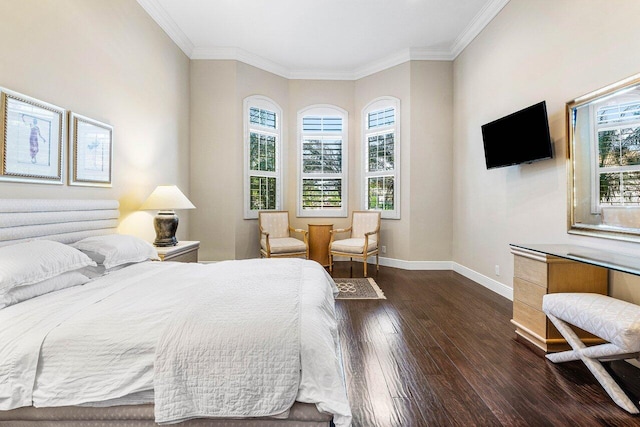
[{"x1": 330, "y1": 262, "x2": 640, "y2": 427}]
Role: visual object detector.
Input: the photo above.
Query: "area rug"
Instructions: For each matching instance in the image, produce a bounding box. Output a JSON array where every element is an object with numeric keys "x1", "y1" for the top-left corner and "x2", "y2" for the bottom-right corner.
[{"x1": 334, "y1": 277, "x2": 386, "y2": 300}]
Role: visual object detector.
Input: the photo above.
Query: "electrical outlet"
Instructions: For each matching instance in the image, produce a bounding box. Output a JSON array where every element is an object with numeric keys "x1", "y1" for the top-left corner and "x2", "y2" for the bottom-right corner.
[
  {"x1": 381, "y1": 246, "x2": 387, "y2": 254},
  {"x1": 495, "y1": 264, "x2": 500, "y2": 276}
]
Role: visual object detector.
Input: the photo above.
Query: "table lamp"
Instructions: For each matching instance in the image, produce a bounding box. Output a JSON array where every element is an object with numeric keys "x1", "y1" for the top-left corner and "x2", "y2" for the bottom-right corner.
[{"x1": 140, "y1": 185, "x2": 195, "y2": 247}]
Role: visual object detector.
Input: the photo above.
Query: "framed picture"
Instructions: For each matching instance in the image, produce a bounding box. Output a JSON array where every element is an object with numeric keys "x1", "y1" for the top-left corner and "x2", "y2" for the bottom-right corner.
[
  {"x1": 69, "y1": 112, "x2": 113, "y2": 187},
  {"x1": 0, "y1": 89, "x2": 65, "y2": 184}
]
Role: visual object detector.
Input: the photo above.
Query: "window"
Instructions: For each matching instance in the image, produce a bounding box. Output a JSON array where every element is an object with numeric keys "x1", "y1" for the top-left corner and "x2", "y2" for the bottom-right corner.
[
  {"x1": 244, "y1": 96, "x2": 282, "y2": 219},
  {"x1": 593, "y1": 99, "x2": 640, "y2": 209},
  {"x1": 363, "y1": 97, "x2": 400, "y2": 219},
  {"x1": 297, "y1": 105, "x2": 348, "y2": 217}
]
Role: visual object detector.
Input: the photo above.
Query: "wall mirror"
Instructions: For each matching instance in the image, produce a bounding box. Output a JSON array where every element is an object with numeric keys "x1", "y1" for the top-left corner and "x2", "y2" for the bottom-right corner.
[{"x1": 568, "y1": 73, "x2": 640, "y2": 241}]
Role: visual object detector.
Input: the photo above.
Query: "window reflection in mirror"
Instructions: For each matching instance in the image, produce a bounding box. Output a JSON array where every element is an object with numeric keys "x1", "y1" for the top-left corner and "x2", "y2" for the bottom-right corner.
[{"x1": 568, "y1": 73, "x2": 640, "y2": 241}]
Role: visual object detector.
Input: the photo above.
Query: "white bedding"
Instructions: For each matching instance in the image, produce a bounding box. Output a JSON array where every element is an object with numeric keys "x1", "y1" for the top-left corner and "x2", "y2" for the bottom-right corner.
[
  {"x1": 154, "y1": 259, "x2": 302, "y2": 423},
  {"x1": 0, "y1": 259, "x2": 351, "y2": 427}
]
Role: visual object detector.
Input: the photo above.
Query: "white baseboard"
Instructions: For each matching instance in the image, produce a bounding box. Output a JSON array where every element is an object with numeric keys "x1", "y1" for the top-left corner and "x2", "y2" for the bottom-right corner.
[
  {"x1": 368, "y1": 256, "x2": 513, "y2": 300},
  {"x1": 452, "y1": 262, "x2": 513, "y2": 301},
  {"x1": 374, "y1": 256, "x2": 453, "y2": 271},
  {"x1": 337, "y1": 255, "x2": 451, "y2": 270},
  {"x1": 367, "y1": 256, "x2": 511, "y2": 299}
]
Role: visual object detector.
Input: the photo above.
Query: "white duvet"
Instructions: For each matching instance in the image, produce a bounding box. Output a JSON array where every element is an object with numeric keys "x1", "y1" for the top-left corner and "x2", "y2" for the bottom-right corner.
[{"x1": 0, "y1": 258, "x2": 351, "y2": 427}]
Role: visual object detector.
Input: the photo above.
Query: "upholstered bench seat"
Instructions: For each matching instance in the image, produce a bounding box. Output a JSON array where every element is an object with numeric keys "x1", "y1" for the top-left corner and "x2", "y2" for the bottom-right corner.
[
  {"x1": 542, "y1": 293, "x2": 640, "y2": 414},
  {"x1": 543, "y1": 293, "x2": 640, "y2": 353}
]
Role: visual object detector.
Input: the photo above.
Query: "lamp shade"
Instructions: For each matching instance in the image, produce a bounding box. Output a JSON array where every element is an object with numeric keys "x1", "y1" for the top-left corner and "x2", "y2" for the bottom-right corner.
[{"x1": 140, "y1": 185, "x2": 195, "y2": 211}]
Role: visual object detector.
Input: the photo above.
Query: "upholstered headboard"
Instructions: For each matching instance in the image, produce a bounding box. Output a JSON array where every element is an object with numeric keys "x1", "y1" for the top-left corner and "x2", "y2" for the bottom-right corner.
[{"x1": 0, "y1": 199, "x2": 119, "y2": 247}]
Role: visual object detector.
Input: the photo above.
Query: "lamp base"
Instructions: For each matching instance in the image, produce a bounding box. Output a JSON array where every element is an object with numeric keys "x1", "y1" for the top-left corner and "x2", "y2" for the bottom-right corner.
[{"x1": 154, "y1": 211, "x2": 179, "y2": 247}]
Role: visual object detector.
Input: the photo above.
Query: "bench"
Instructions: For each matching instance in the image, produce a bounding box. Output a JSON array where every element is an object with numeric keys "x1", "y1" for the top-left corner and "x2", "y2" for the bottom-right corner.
[{"x1": 542, "y1": 293, "x2": 640, "y2": 413}]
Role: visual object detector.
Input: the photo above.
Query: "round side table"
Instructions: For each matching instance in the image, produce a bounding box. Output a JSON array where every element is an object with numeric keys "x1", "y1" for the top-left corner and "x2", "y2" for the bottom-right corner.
[{"x1": 308, "y1": 224, "x2": 333, "y2": 267}]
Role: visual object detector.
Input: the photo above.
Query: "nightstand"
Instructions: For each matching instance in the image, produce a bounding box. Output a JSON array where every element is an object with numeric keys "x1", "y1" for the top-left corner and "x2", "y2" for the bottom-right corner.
[{"x1": 155, "y1": 241, "x2": 199, "y2": 263}]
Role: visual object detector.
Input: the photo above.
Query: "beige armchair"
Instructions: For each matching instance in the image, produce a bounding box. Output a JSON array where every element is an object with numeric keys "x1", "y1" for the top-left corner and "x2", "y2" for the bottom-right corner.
[
  {"x1": 259, "y1": 211, "x2": 309, "y2": 259},
  {"x1": 329, "y1": 211, "x2": 381, "y2": 277}
]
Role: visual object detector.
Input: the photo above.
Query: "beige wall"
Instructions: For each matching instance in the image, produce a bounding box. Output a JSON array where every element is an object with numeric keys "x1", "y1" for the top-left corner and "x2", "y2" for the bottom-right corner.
[
  {"x1": 0, "y1": 0, "x2": 191, "y2": 242},
  {"x1": 190, "y1": 61, "x2": 453, "y2": 262},
  {"x1": 236, "y1": 63, "x2": 290, "y2": 259},
  {"x1": 453, "y1": 0, "x2": 640, "y2": 298},
  {"x1": 189, "y1": 61, "x2": 238, "y2": 261},
  {"x1": 409, "y1": 61, "x2": 453, "y2": 261},
  {"x1": 189, "y1": 61, "x2": 290, "y2": 261},
  {"x1": 354, "y1": 61, "x2": 454, "y2": 261},
  {"x1": 354, "y1": 65, "x2": 411, "y2": 260}
]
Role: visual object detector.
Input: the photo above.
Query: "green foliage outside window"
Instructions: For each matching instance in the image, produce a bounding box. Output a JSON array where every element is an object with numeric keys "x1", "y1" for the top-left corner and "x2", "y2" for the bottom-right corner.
[
  {"x1": 598, "y1": 127, "x2": 640, "y2": 206},
  {"x1": 249, "y1": 133, "x2": 276, "y2": 172},
  {"x1": 368, "y1": 176, "x2": 394, "y2": 211},
  {"x1": 302, "y1": 138, "x2": 342, "y2": 174},
  {"x1": 368, "y1": 133, "x2": 394, "y2": 172},
  {"x1": 249, "y1": 176, "x2": 276, "y2": 210},
  {"x1": 249, "y1": 107, "x2": 276, "y2": 129},
  {"x1": 302, "y1": 179, "x2": 341, "y2": 208}
]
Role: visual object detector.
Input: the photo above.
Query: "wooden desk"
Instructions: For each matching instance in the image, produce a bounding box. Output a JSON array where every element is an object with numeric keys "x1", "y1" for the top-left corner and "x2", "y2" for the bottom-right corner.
[{"x1": 309, "y1": 224, "x2": 333, "y2": 267}]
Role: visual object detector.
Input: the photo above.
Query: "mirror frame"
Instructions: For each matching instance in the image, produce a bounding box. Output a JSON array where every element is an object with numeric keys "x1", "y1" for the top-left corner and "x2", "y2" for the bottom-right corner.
[{"x1": 567, "y1": 72, "x2": 640, "y2": 242}]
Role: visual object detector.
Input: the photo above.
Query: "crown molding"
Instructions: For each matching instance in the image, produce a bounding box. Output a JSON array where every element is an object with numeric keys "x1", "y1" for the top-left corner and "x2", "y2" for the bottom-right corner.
[
  {"x1": 288, "y1": 69, "x2": 363, "y2": 81},
  {"x1": 289, "y1": 49, "x2": 412, "y2": 81},
  {"x1": 450, "y1": 0, "x2": 511, "y2": 59},
  {"x1": 136, "y1": 0, "x2": 194, "y2": 57},
  {"x1": 351, "y1": 49, "x2": 411, "y2": 80},
  {"x1": 409, "y1": 47, "x2": 456, "y2": 61},
  {"x1": 191, "y1": 46, "x2": 292, "y2": 79},
  {"x1": 140, "y1": 0, "x2": 510, "y2": 79}
]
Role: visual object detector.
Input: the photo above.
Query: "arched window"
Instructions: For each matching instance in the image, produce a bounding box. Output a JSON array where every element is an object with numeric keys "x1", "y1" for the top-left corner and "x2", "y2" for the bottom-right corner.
[
  {"x1": 297, "y1": 105, "x2": 348, "y2": 217},
  {"x1": 243, "y1": 95, "x2": 283, "y2": 219},
  {"x1": 363, "y1": 97, "x2": 400, "y2": 219}
]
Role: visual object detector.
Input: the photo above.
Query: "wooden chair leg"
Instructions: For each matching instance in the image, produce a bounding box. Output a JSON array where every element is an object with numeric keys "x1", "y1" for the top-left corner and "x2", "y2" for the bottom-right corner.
[{"x1": 363, "y1": 257, "x2": 367, "y2": 277}]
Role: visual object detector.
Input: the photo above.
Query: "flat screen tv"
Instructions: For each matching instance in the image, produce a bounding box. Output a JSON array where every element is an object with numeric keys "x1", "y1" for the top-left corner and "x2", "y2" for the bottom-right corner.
[{"x1": 481, "y1": 101, "x2": 553, "y2": 169}]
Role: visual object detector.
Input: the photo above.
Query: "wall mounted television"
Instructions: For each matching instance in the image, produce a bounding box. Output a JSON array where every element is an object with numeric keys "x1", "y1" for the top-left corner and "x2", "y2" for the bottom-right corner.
[{"x1": 481, "y1": 101, "x2": 553, "y2": 169}]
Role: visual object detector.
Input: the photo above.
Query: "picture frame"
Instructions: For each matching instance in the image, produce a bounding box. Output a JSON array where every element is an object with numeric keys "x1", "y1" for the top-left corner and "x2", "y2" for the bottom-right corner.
[
  {"x1": 0, "y1": 89, "x2": 65, "y2": 184},
  {"x1": 69, "y1": 112, "x2": 113, "y2": 187}
]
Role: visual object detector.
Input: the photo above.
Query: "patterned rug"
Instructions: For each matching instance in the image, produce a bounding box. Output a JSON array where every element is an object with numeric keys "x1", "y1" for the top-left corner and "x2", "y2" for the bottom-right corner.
[{"x1": 334, "y1": 277, "x2": 386, "y2": 300}]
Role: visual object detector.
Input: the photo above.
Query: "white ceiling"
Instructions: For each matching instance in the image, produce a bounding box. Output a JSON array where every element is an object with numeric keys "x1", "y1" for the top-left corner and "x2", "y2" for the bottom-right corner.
[{"x1": 137, "y1": 0, "x2": 510, "y2": 80}]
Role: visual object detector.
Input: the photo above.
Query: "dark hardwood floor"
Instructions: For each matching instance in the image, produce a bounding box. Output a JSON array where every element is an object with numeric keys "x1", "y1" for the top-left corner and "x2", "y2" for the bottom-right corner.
[{"x1": 330, "y1": 262, "x2": 640, "y2": 427}]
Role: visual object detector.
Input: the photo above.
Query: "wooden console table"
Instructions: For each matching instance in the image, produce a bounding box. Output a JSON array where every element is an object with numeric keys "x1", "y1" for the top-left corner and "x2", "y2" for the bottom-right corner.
[
  {"x1": 510, "y1": 244, "x2": 615, "y2": 353},
  {"x1": 309, "y1": 224, "x2": 333, "y2": 267}
]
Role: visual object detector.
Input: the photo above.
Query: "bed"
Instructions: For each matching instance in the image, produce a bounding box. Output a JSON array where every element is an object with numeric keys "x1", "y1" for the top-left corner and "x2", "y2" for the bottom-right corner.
[{"x1": 0, "y1": 199, "x2": 352, "y2": 427}]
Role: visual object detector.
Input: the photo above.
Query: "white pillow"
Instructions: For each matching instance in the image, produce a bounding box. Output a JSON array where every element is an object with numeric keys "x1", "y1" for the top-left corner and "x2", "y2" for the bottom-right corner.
[
  {"x1": 72, "y1": 234, "x2": 158, "y2": 269},
  {"x1": 0, "y1": 271, "x2": 90, "y2": 310},
  {"x1": 0, "y1": 240, "x2": 96, "y2": 292}
]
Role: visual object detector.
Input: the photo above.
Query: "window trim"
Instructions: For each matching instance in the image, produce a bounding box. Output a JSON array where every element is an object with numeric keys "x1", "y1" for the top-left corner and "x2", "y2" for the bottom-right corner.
[
  {"x1": 297, "y1": 104, "x2": 349, "y2": 218},
  {"x1": 243, "y1": 95, "x2": 283, "y2": 219},
  {"x1": 362, "y1": 96, "x2": 400, "y2": 219}
]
